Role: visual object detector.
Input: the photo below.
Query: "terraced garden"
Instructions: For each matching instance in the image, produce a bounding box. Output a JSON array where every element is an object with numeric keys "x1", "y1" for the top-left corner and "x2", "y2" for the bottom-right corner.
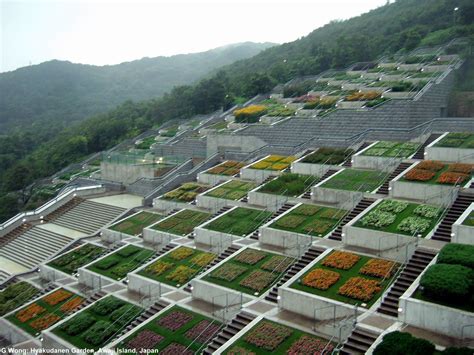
[
  {"x1": 205, "y1": 180, "x2": 256, "y2": 200},
  {"x1": 52, "y1": 296, "x2": 142, "y2": 350},
  {"x1": 361, "y1": 141, "x2": 419, "y2": 158},
  {"x1": 109, "y1": 211, "x2": 163, "y2": 236},
  {"x1": 205, "y1": 161, "x2": 245, "y2": 176},
  {"x1": 160, "y1": 182, "x2": 210, "y2": 202},
  {"x1": 151, "y1": 209, "x2": 210, "y2": 236},
  {"x1": 258, "y1": 173, "x2": 318, "y2": 197},
  {"x1": 204, "y1": 249, "x2": 294, "y2": 295},
  {"x1": 86, "y1": 245, "x2": 155, "y2": 281},
  {"x1": 47, "y1": 243, "x2": 105, "y2": 275},
  {"x1": 118, "y1": 306, "x2": 221, "y2": 354},
  {"x1": 291, "y1": 250, "x2": 399, "y2": 307},
  {"x1": 7, "y1": 289, "x2": 85, "y2": 336},
  {"x1": 203, "y1": 207, "x2": 272, "y2": 237},
  {"x1": 0, "y1": 281, "x2": 40, "y2": 317},
  {"x1": 434, "y1": 132, "x2": 474, "y2": 148},
  {"x1": 138, "y1": 246, "x2": 216, "y2": 287},
  {"x1": 462, "y1": 211, "x2": 474, "y2": 226},
  {"x1": 269, "y1": 204, "x2": 346, "y2": 236},
  {"x1": 301, "y1": 148, "x2": 353, "y2": 165},
  {"x1": 249, "y1": 155, "x2": 295, "y2": 171},
  {"x1": 354, "y1": 199, "x2": 442, "y2": 237},
  {"x1": 321, "y1": 169, "x2": 386, "y2": 192},
  {"x1": 402, "y1": 161, "x2": 473, "y2": 185}
]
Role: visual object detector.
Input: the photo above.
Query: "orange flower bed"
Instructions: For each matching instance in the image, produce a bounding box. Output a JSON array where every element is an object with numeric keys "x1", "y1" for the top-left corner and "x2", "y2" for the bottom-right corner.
[
  {"x1": 447, "y1": 163, "x2": 473, "y2": 175},
  {"x1": 60, "y1": 296, "x2": 84, "y2": 313},
  {"x1": 16, "y1": 303, "x2": 46, "y2": 323},
  {"x1": 404, "y1": 168, "x2": 435, "y2": 182},
  {"x1": 360, "y1": 259, "x2": 396, "y2": 278},
  {"x1": 338, "y1": 277, "x2": 381, "y2": 302},
  {"x1": 302, "y1": 269, "x2": 340, "y2": 290},
  {"x1": 30, "y1": 313, "x2": 61, "y2": 330},
  {"x1": 43, "y1": 289, "x2": 72, "y2": 306},
  {"x1": 437, "y1": 172, "x2": 469, "y2": 185},
  {"x1": 416, "y1": 160, "x2": 444, "y2": 172},
  {"x1": 322, "y1": 251, "x2": 360, "y2": 270}
]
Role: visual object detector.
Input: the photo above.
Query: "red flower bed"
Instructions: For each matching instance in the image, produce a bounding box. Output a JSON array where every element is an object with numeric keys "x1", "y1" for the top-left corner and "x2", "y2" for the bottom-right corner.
[
  {"x1": 234, "y1": 249, "x2": 266, "y2": 265},
  {"x1": 160, "y1": 343, "x2": 193, "y2": 355},
  {"x1": 30, "y1": 313, "x2": 61, "y2": 330},
  {"x1": 417, "y1": 160, "x2": 445, "y2": 172},
  {"x1": 244, "y1": 321, "x2": 292, "y2": 351},
  {"x1": 437, "y1": 172, "x2": 469, "y2": 185},
  {"x1": 338, "y1": 277, "x2": 381, "y2": 302},
  {"x1": 157, "y1": 311, "x2": 192, "y2": 331},
  {"x1": 16, "y1": 303, "x2": 46, "y2": 323},
  {"x1": 322, "y1": 251, "x2": 360, "y2": 270},
  {"x1": 287, "y1": 335, "x2": 334, "y2": 354},
  {"x1": 447, "y1": 163, "x2": 473, "y2": 174},
  {"x1": 302, "y1": 269, "x2": 340, "y2": 290},
  {"x1": 43, "y1": 289, "x2": 73, "y2": 306},
  {"x1": 404, "y1": 168, "x2": 435, "y2": 182},
  {"x1": 360, "y1": 259, "x2": 397, "y2": 279},
  {"x1": 60, "y1": 296, "x2": 84, "y2": 313},
  {"x1": 185, "y1": 320, "x2": 221, "y2": 343},
  {"x1": 127, "y1": 330, "x2": 164, "y2": 352},
  {"x1": 239, "y1": 270, "x2": 276, "y2": 292}
]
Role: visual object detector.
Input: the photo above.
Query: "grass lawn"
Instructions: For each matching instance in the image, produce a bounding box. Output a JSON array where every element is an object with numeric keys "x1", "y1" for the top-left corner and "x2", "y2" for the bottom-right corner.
[
  {"x1": 0, "y1": 282, "x2": 40, "y2": 317},
  {"x1": 321, "y1": 169, "x2": 386, "y2": 192},
  {"x1": 434, "y1": 132, "x2": 474, "y2": 149},
  {"x1": 269, "y1": 204, "x2": 347, "y2": 237},
  {"x1": 138, "y1": 246, "x2": 216, "y2": 287},
  {"x1": 203, "y1": 207, "x2": 272, "y2": 236},
  {"x1": 301, "y1": 148, "x2": 353, "y2": 165},
  {"x1": 204, "y1": 249, "x2": 295, "y2": 295},
  {"x1": 52, "y1": 296, "x2": 142, "y2": 350},
  {"x1": 249, "y1": 155, "x2": 295, "y2": 171},
  {"x1": 205, "y1": 180, "x2": 256, "y2": 200},
  {"x1": 205, "y1": 161, "x2": 245, "y2": 176},
  {"x1": 353, "y1": 199, "x2": 442, "y2": 237},
  {"x1": 223, "y1": 319, "x2": 333, "y2": 354},
  {"x1": 151, "y1": 209, "x2": 211, "y2": 236},
  {"x1": 109, "y1": 211, "x2": 163, "y2": 236},
  {"x1": 7, "y1": 289, "x2": 85, "y2": 336},
  {"x1": 47, "y1": 243, "x2": 106, "y2": 275},
  {"x1": 361, "y1": 141, "x2": 419, "y2": 158},
  {"x1": 86, "y1": 245, "x2": 155, "y2": 281},
  {"x1": 291, "y1": 251, "x2": 399, "y2": 307},
  {"x1": 258, "y1": 174, "x2": 318, "y2": 197},
  {"x1": 462, "y1": 211, "x2": 474, "y2": 226},
  {"x1": 401, "y1": 161, "x2": 473, "y2": 185},
  {"x1": 160, "y1": 182, "x2": 210, "y2": 202},
  {"x1": 117, "y1": 305, "x2": 221, "y2": 354}
]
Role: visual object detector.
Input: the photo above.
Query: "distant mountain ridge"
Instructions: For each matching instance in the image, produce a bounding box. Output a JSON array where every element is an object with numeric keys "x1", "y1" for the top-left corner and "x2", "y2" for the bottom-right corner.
[{"x1": 0, "y1": 42, "x2": 275, "y2": 133}]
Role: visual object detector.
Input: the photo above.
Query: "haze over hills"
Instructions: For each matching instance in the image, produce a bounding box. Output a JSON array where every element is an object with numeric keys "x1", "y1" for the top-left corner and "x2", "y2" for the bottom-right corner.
[{"x1": 0, "y1": 41, "x2": 275, "y2": 133}]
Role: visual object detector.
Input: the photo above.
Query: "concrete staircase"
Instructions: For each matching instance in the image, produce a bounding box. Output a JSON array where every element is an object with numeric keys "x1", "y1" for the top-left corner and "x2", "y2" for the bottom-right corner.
[
  {"x1": 328, "y1": 198, "x2": 376, "y2": 241},
  {"x1": 44, "y1": 197, "x2": 84, "y2": 222},
  {"x1": 377, "y1": 248, "x2": 437, "y2": 317},
  {"x1": 339, "y1": 326, "x2": 379, "y2": 354},
  {"x1": 0, "y1": 227, "x2": 74, "y2": 269},
  {"x1": 0, "y1": 223, "x2": 33, "y2": 248},
  {"x1": 72, "y1": 290, "x2": 107, "y2": 312},
  {"x1": 431, "y1": 191, "x2": 474, "y2": 242},
  {"x1": 412, "y1": 133, "x2": 443, "y2": 160},
  {"x1": 249, "y1": 203, "x2": 296, "y2": 240},
  {"x1": 265, "y1": 246, "x2": 325, "y2": 303},
  {"x1": 52, "y1": 200, "x2": 127, "y2": 234},
  {"x1": 375, "y1": 162, "x2": 413, "y2": 195}
]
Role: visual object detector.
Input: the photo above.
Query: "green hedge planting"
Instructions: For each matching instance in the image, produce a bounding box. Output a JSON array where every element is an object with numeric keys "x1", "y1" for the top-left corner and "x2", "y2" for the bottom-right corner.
[
  {"x1": 437, "y1": 243, "x2": 474, "y2": 269},
  {"x1": 420, "y1": 264, "x2": 473, "y2": 302}
]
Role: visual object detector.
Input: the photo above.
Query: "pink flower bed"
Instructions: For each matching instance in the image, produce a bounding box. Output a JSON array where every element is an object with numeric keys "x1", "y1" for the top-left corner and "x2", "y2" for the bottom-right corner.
[
  {"x1": 185, "y1": 320, "x2": 221, "y2": 343},
  {"x1": 160, "y1": 343, "x2": 193, "y2": 355},
  {"x1": 157, "y1": 311, "x2": 192, "y2": 331},
  {"x1": 287, "y1": 335, "x2": 334, "y2": 354},
  {"x1": 127, "y1": 330, "x2": 164, "y2": 352},
  {"x1": 244, "y1": 321, "x2": 292, "y2": 351}
]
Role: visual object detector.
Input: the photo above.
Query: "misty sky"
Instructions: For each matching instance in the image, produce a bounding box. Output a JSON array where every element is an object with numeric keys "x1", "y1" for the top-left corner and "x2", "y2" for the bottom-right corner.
[{"x1": 1, "y1": 0, "x2": 388, "y2": 73}]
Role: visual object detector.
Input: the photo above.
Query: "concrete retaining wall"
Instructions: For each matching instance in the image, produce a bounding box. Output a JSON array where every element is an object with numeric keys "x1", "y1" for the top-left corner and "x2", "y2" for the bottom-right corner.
[
  {"x1": 451, "y1": 203, "x2": 474, "y2": 245},
  {"x1": 389, "y1": 179, "x2": 457, "y2": 207},
  {"x1": 311, "y1": 185, "x2": 364, "y2": 210},
  {"x1": 425, "y1": 146, "x2": 474, "y2": 163},
  {"x1": 142, "y1": 226, "x2": 179, "y2": 246},
  {"x1": 152, "y1": 198, "x2": 192, "y2": 213},
  {"x1": 128, "y1": 273, "x2": 174, "y2": 296},
  {"x1": 194, "y1": 226, "x2": 235, "y2": 248},
  {"x1": 197, "y1": 172, "x2": 234, "y2": 185},
  {"x1": 247, "y1": 190, "x2": 288, "y2": 212},
  {"x1": 291, "y1": 161, "x2": 341, "y2": 177},
  {"x1": 191, "y1": 279, "x2": 253, "y2": 307},
  {"x1": 77, "y1": 267, "x2": 114, "y2": 289}
]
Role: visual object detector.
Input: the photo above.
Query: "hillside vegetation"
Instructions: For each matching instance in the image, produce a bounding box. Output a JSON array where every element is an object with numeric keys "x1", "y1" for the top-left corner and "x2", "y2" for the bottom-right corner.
[{"x1": 1, "y1": 0, "x2": 473, "y2": 222}]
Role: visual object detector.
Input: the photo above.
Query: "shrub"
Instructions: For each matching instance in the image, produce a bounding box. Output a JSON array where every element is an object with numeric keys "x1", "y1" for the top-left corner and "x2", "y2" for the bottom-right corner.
[
  {"x1": 234, "y1": 105, "x2": 267, "y2": 123},
  {"x1": 360, "y1": 211, "x2": 396, "y2": 228},
  {"x1": 420, "y1": 264, "x2": 473, "y2": 302},
  {"x1": 438, "y1": 138, "x2": 463, "y2": 147},
  {"x1": 378, "y1": 200, "x2": 408, "y2": 213},
  {"x1": 60, "y1": 313, "x2": 96, "y2": 336},
  {"x1": 82, "y1": 320, "x2": 118, "y2": 346},
  {"x1": 414, "y1": 205, "x2": 440, "y2": 218},
  {"x1": 275, "y1": 215, "x2": 306, "y2": 229},
  {"x1": 91, "y1": 297, "x2": 125, "y2": 316},
  {"x1": 437, "y1": 244, "x2": 474, "y2": 269},
  {"x1": 397, "y1": 217, "x2": 431, "y2": 234},
  {"x1": 0, "y1": 282, "x2": 39, "y2": 317},
  {"x1": 95, "y1": 257, "x2": 119, "y2": 270},
  {"x1": 110, "y1": 305, "x2": 139, "y2": 327},
  {"x1": 111, "y1": 262, "x2": 137, "y2": 278},
  {"x1": 373, "y1": 331, "x2": 435, "y2": 355},
  {"x1": 116, "y1": 245, "x2": 141, "y2": 258}
]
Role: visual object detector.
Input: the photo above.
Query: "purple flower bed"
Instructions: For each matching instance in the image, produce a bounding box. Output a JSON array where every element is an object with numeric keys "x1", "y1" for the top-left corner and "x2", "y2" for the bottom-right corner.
[
  {"x1": 287, "y1": 335, "x2": 334, "y2": 354},
  {"x1": 127, "y1": 330, "x2": 163, "y2": 352},
  {"x1": 160, "y1": 343, "x2": 194, "y2": 355},
  {"x1": 157, "y1": 311, "x2": 192, "y2": 331},
  {"x1": 185, "y1": 320, "x2": 221, "y2": 343}
]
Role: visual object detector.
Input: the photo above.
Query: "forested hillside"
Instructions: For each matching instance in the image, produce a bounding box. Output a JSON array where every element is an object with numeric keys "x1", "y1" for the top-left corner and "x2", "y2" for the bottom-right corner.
[{"x1": 1, "y1": 0, "x2": 473, "y2": 222}]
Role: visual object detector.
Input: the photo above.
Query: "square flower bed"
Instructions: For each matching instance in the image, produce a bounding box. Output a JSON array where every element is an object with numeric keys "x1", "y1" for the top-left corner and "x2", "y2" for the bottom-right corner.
[
  {"x1": 401, "y1": 161, "x2": 473, "y2": 186},
  {"x1": 205, "y1": 180, "x2": 256, "y2": 200},
  {"x1": 138, "y1": 246, "x2": 216, "y2": 287},
  {"x1": 223, "y1": 319, "x2": 333, "y2": 354},
  {"x1": 203, "y1": 207, "x2": 272, "y2": 237},
  {"x1": 320, "y1": 169, "x2": 386, "y2": 192},
  {"x1": 361, "y1": 141, "x2": 419, "y2": 158},
  {"x1": 160, "y1": 182, "x2": 210, "y2": 202},
  {"x1": 0, "y1": 281, "x2": 40, "y2": 317},
  {"x1": 434, "y1": 132, "x2": 474, "y2": 149},
  {"x1": 86, "y1": 244, "x2": 155, "y2": 281},
  {"x1": 301, "y1": 148, "x2": 353, "y2": 165},
  {"x1": 47, "y1": 243, "x2": 105, "y2": 275},
  {"x1": 109, "y1": 211, "x2": 163, "y2": 236},
  {"x1": 269, "y1": 204, "x2": 347, "y2": 237},
  {"x1": 151, "y1": 209, "x2": 211, "y2": 236},
  {"x1": 249, "y1": 155, "x2": 296, "y2": 171},
  {"x1": 204, "y1": 248, "x2": 294, "y2": 295},
  {"x1": 291, "y1": 251, "x2": 399, "y2": 306},
  {"x1": 257, "y1": 173, "x2": 318, "y2": 197},
  {"x1": 7, "y1": 288, "x2": 84, "y2": 336},
  {"x1": 117, "y1": 306, "x2": 221, "y2": 354},
  {"x1": 353, "y1": 199, "x2": 442, "y2": 237},
  {"x1": 52, "y1": 296, "x2": 142, "y2": 350},
  {"x1": 206, "y1": 161, "x2": 245, "y2": 176}
]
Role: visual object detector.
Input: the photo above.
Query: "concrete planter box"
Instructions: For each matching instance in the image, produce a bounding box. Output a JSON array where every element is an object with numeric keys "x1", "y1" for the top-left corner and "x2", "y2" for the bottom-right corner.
[
  {"x1": 361, "y1": 72, "x2": 382, "y2": 80},
  {"x1": 0, "y1": 318, "x2": 31, "y2": 347},
  {"x1": 451, "y1": 203, "x2": 474, "y2": 245},
  {"x1": 422, "y1": 65, "x2": 449, "y2": 72},
  {"x1": 352, "y1": 142, "x2": 410, "y2": 172},
  {"x1": 311, "y1": 184, "x2": 364, "y2": 210},
  {"x1": 247, "y1": 190, "x2": 288, "y2": 212},
  {"x1": 128, "y1": 271, "x2": 174, "y2": 296},
  {"x1": 240, "y1": 161, "x2": 284, "y2": 184},
  {"x1": 327, "y1": 80, "x2": 344, "y2": 86},
  {"x1": 152, "y1": 197, "x2": 192, "y2": 213},
  {"x1": 196, "y1": 193, "x2": 241, "y2": 213},
  {"x1": 425, "y1": 142, "x2": 474, "y2": 164},
  {"x1": 194, "y1": 226, "x2": 236, "y2": 248},
  {"x1": 100, "y1": 228, "x2": 131, "y2": 243},
  {"x1": 77, "y1": 266, "x2": 115, "y2": 289},
  {"x1": 291, "y1": 154, "x2": 342, "y2": 177},
  {"x1": 142, "y1": 226, "x2": 180, "y2": 246},
  {"x1": 382, "y1": 91, "x2": 416, "y2": 99},
  {"x1": 197, "y1": 171, "x2": 235, "y2": 185},
  {"x1": 191, "y1": 279, "x2": 252, "y2": 307},
  {"x1": 389, "y1": 180, "x2": 458, "y2": 207},
  {"x1": 40, "y1": 263, "x2": 74, "y2": 283},
  {"x1": 42, "y1": 330, "x2": 86, "y2": 354},
  {"x1": 398, "y1": 64, "x2": 422, "y2": 71},
  {"x1": 259, "y1": 227, "x2": 315, "y2": 258},
  {"x1": 336, "y1": 101, "x2": 366, "y2": 109}
]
